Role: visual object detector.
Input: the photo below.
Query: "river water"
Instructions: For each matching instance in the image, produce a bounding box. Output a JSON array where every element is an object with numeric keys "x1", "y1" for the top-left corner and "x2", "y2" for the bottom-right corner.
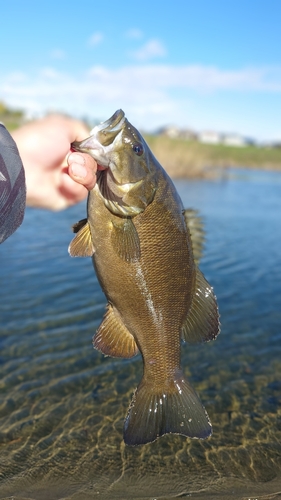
[{"x1": 0, "y1": 168, "x2": 280, "y2": 500}]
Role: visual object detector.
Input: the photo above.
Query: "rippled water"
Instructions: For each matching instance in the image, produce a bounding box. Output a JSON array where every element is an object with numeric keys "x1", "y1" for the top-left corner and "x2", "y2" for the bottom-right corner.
[{"x1": 0, "y1": 168, "x2": 281, "y2": 500}]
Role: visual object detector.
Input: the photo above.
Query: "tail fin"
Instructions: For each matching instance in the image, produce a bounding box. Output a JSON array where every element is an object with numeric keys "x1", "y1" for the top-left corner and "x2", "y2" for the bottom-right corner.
[{"x1": 124, "y1": 371, "x2": 212, "y2": 446}]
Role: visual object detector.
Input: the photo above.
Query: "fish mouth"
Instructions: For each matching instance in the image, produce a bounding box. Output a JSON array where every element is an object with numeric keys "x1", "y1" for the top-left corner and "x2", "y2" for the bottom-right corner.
[
  {"x1": 91, "y1": 109, "x2": 125, "y2": 146},
  {"x1": 71, "y1": 109, "x2": 126, "y2": 165}
]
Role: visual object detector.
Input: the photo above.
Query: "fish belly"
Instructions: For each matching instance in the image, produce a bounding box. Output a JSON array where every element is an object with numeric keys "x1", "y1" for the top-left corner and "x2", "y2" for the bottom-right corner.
[{"x1": 90, "y1": 173, "x2": 193, "y2": 365}]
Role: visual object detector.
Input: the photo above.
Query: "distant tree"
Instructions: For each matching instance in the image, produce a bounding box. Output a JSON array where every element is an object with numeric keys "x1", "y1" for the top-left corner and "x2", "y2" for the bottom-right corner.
[{"x1": 0, "y1": 101, "x2": 26, "y2": 130}]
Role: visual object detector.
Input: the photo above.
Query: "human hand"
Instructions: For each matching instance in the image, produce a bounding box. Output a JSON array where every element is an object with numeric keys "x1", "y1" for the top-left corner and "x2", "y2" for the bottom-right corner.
[
  {"x1": 12, "y1": 114, "x2": 97, "y2": 210},
  {"x1": 67, "y1": 151, "x2": 97, "y2": 193}
]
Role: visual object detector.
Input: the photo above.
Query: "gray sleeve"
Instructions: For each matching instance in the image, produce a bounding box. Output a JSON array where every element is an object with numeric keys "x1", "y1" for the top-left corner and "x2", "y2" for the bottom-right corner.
[{"x1": 0, "y1": 124, "x2": 26, "y2": 243}]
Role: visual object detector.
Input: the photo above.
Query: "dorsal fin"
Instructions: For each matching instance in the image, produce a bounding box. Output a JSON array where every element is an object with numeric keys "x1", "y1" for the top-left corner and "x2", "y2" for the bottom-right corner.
[
  {"x1": 183, "y1": 209, "x2": 205, "y2": 265},
  {"x1": 68, "y1": 220, "x2": 95, "y2": 257},
  {"x1": 93, "y1": 303, "x2": 139, "y2": 358}
]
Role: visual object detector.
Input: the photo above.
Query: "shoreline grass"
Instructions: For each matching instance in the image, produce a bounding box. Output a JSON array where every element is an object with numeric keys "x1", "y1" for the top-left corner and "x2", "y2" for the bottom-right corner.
[
  {"x1": 3, "y1": 101, "x2": 281, "y2": 181},
  {"x1": 145, "y1": 135, "x2": 281, "y2": 179}
]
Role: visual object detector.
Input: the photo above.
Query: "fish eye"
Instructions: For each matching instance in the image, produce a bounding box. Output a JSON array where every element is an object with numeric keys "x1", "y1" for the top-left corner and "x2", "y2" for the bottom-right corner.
[{"x1": 132, "y1": 143, "x2": 144, "y2": 156}]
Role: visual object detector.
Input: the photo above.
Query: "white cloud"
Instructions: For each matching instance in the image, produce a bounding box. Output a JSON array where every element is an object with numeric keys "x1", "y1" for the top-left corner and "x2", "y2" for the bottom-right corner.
[
  {"x1": 39, "y1": 67, "x2": 63, "y2": 80},
  {"x1": 174, "y1": 65, "x2": 281, "y2": 92},
  {"x1": 50, "y1": 49, "x2": 66, "y2": 60},
  {"x1": 125, "y1": 28, "x2": 144, "y2": 39},
  {"x1": 88, "y1": 32, "x2": 104, "y2": 46},
  {"x1": 131, "y1": 40, "x2": 167, "y2": 61},
  {"x1": 1, "y1": 64, "x2": 281, "y2": 139},
  {"x1": 2, "y1": 71, "x2": 27, "y2": 83}
]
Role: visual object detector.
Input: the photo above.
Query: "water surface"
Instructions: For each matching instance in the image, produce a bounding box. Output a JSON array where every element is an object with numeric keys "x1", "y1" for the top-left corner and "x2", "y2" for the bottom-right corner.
[{"x1": 0, "y1": 168, "x2": 280, "y2": 499}]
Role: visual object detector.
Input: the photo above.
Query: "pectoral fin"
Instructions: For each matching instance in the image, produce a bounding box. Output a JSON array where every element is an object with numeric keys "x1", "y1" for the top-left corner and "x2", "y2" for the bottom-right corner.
[
  {"x1": 72, "y1": 218, "x2": 88, "y2": 233},
  {"x1": 111, "y1": 217, "x2": 140, "y2": 262},
  {"x1": 68, "y1": 219, "x2": 95, "y2": 257},
  {"x1": 183, "y1": 209, "x2": 205, "y2": 265},
  {"x1": 182, "y1": 268, "x2": 220, "y2": 344},
  {"x1": 93, "y1": 303, "x2": 139, "y2": 358}
]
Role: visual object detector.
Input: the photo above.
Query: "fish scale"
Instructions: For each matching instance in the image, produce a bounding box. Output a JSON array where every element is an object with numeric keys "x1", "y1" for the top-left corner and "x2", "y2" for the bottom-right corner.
[{"x1": 69, "y1": 109, "x2": 220, "y2": 445}]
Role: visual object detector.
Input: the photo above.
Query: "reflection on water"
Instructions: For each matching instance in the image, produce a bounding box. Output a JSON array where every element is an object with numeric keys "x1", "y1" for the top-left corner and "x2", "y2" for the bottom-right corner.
[{"x1": 0, "y1": 168, "x2": 281, "y2": 499}]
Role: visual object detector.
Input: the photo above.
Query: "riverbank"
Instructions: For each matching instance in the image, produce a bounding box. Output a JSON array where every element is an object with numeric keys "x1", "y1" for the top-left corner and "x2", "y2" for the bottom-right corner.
[
  {"x1": 5, "y1": 104, "x2": 281, "y2": 180},
  {"x1": 145, "y1": 134, "x2": 281, "y2": 179}
]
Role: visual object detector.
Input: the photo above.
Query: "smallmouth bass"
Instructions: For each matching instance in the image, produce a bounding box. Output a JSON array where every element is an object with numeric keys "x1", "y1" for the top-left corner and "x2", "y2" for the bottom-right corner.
[{"x1": 69, "y1": 110, "x2": 220, "y2": 446}]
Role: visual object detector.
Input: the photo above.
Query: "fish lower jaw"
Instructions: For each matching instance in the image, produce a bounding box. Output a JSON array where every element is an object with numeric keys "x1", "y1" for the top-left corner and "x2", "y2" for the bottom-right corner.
[{"x1": 89, "y1": 150, "x2": 110, "y2": 167}]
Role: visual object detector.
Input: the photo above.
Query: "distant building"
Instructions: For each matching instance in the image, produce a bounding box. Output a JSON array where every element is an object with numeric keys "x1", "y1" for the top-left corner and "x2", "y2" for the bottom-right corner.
[
  {"x1": 155, "y1": 125, "x2": 176, "y2": 138},
  {"x1": 158, "y1": 126, "x2": 180, "y2": 138},
  {"x1": 198, "y1": 131, "x2": 222, "y2": 145},
  {"x1": 223, "y1": 134, "x2": 247, "y2": 147},
  {"x1": 156, "y1": 124, "x2": 259, "y2": 147},
  {"x1": 179, "y1": 129, "x2": 197, "y2": 141},
  {"x1": 157, "y1": 126, "x2": 197, "y2": 141},
  {"x1": 223, "y1": 134, "x2": 255, "y2": 147}
]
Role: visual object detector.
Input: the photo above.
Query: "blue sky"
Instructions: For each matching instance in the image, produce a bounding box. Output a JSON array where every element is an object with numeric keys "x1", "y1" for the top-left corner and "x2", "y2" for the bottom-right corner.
[{"x1": 1, "y1": 0, "x2": 281, "y2": 141}]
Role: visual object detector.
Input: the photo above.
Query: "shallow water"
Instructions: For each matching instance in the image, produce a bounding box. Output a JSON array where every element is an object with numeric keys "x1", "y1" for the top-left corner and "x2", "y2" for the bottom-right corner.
[{"x1": 0, "y1": 168, "x2": 281, "y2": 500}]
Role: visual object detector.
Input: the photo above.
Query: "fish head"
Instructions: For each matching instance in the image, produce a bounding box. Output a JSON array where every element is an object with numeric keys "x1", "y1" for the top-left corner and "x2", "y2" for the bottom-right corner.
[{"x1": 71, "y1": 110, "x2": 157, "y2": 216}]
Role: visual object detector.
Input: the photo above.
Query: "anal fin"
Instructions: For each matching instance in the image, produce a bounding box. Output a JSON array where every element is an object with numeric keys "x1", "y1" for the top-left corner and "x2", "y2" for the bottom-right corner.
[
  {"x1": 182, "y1": 267, "x2": 220, "y2": 344},
  {"x1": 94, "y1": 303, "x2": 139, "y2": 358}
]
